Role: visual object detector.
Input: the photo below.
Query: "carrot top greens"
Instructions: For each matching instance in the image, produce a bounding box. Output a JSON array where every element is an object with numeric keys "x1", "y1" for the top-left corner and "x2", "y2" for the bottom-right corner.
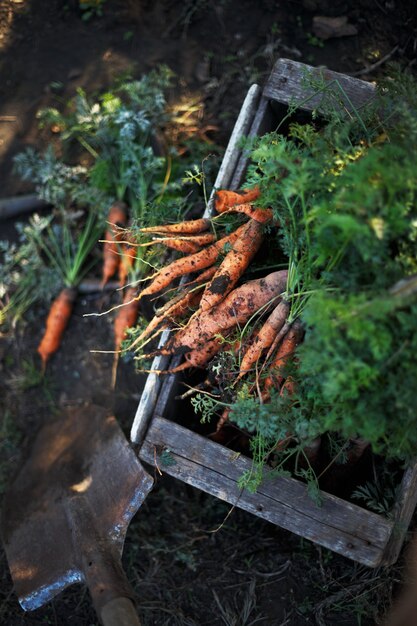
[{"x1": 226, "y1": 66, "x2": 417, "y2": 463}]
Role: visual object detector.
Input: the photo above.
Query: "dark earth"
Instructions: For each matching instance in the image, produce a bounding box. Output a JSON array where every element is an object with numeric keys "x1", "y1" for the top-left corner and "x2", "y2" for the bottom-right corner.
[{"x1": 1, "y1": 1, "x2": 417, "y2": 624}]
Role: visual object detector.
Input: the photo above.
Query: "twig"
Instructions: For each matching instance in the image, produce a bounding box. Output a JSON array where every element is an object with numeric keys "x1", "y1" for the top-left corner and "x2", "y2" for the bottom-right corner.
[{"x1": 349, "y1": 45, "x2": 399, "y2": 77}]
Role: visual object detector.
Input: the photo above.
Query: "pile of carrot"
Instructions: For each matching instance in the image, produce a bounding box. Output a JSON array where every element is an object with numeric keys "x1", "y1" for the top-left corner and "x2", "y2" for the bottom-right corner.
[{"x1": 127, "y1": 185, "x2": 302, "y2": 434}]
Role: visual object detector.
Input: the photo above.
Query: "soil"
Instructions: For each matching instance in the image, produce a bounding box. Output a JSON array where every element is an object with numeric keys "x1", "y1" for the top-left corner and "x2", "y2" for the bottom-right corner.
[{"x1": 1, "y1": 1, "x2": 417, "y2": 625}]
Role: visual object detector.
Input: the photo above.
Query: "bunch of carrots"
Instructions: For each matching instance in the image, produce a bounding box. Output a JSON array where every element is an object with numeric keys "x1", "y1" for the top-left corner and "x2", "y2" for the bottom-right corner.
[
  {"x1": 37, "y1": 201, "x2": 139, "y2": 376},
  {"x1": 114, "y1": 185, "x2": 303, "y2": 436}
]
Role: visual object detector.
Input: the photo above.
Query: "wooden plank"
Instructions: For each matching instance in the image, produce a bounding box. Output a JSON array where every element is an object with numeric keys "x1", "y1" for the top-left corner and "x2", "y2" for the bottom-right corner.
[
  {"x1": 264, "y1": 58, "x2": 376, "y2": 113},
  {"x1": 208, "y1": 84, "x2": 261, "y2": 201},
  {"x1": 381, "y1": 462, "x2": 417, "y2": 565},
  {"x1": 139, "y1": 417, "x2": 393, "y2": 567},
  {"x1": 229, "y1": 96, "x2": 273, "y2": 190}
]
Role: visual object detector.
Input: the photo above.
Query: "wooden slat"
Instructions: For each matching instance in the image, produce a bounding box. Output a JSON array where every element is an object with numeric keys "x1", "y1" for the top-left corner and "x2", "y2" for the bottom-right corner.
[
  {"x1": 381, "y1": 462, "x2": 417, "y2": 565},
  {"x1": 264, "y1": 58, "x2": 376, "y2": 113},
  {"x1": 139, "y1": 417, "x2": 393, "y2": 567}
]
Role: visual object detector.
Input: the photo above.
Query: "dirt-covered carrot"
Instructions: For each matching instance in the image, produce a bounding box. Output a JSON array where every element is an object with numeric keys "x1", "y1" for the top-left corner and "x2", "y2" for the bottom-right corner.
[
  {"x1": 114, "y1": 286, "x2": 140, "y2": 354},
  {"x1": 163, "y1": 270, "x2": 288, "y2": 355},
  {"x1": 37, "y1": 287, "x2": 77, "y2": 371},
  {"x1": 262, "y1": 320, "x2": 303, "y2": 399},
  {"x1": 157, "y1": 238, "x2": 202, "y2": 255},
  {"x1": 136, "y1": 233, "x2": 216, "y2": 255},
  {"x1": 135, "y1": 223, "x2": 248, "y2": 303},
  {"x1": 148, "y1": 335, "x2": 226, "y2": 374},
  {"x1": 139, "y1": 217, "x2": 211, "y2": 235},
  {"x1": 215, "y1": 186, "x2": 260, "y2": 213},
  {"x1": 235, "y1": 300, "x2": 290, "y2": 381},
  {"x1": 199, "y1": 218, "x2": 264, "y2": 312},
  {"x1": 217, "y1": 202, "x2": 274, "y2": 223},
  {"x1": 101, "y1": 201, "x2": 128, "y2": 288},
  {"x1": 112, "y1": 285, "x2": 141, "y2": 386}
]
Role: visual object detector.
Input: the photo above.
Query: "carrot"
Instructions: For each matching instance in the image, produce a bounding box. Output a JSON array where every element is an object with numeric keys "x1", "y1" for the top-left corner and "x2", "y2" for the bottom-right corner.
[
  {"x1": 135, "y1": 223, "x2": 249, "y2": 304},
  {"x1": 163, "y1": 270, "x2": 288, "y2": 355},
  {"x1": 148, "y1": 335, "x2": 226, "y2": 374},
  {"x1": 139, "y1": 217, "x2": 211, "y2": 235},
  {"x1": 156, "y1": 238, "x2": 202, "y2": 255},
  {"x1": 37, "y1": 287, "x2": 77, "y2": 371},
  {"x1": 262, "y1": 321, "x2": 303, "y2": 399},
  {"x1": 118, "y1": 244, "x2": 137, "y2": 287},
  {"x1": 235, "y1": 300, "x2": 290, "y2": 381},
  {"x1": 217, "y1": 202, "x2": 274, "y2": 224},
  {"x1": 112, "y1": 285, "x2": 140, "y2": 386},
  {"x1": 136, "y1": 233, "x2": 216, "y2": 254},
  {"x1": 199, "y1": 218, "x2": 264, "y2": 312},
  {"x1": 129, "y1": 283, "x2": 206, "y2": 352},
  {"x1": 101, "y1": 201, "x2": 128, "y2": 288},
  {"x1": 216, "y1": 407, "x2": 231, "y2": 432},
  {"x1": 214, "y1": 186, "x2": 260, "y2": 213},
  {"x1": 114, "y1": 286, "x2": 140, "y2": 354}
]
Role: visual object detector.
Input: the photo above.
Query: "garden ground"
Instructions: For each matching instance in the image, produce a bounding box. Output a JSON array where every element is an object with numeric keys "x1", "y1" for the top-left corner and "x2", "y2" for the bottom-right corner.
[{"x1": 1, "y1": 1, "x2": 417, "y2": 624}]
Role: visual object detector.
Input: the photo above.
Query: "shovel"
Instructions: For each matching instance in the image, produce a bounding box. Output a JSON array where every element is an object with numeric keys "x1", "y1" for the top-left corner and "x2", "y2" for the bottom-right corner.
[{"x1": 1, "y1": 404, "x2": 154, "y2": 625}]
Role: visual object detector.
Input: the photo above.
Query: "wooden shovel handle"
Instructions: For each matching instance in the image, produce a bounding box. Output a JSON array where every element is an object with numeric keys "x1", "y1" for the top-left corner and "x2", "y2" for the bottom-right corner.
[{"x1": 100, "y1": 596, "x2": 141, "y2": 626}]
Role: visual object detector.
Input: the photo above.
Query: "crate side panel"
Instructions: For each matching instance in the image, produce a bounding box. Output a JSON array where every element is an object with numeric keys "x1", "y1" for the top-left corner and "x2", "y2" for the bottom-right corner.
[
  {"x1": 264, "y1": 58, "x2": 376, "y2": 112},
  {"x1": 381, "y1": 462, "x2": 417, "y2": 565},
  {"x1": 139, "y1": 417, "x2": 392, "y2": 567}
]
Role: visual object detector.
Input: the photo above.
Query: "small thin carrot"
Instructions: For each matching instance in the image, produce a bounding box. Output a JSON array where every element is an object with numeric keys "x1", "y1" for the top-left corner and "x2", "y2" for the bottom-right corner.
[
  {"x1": 217, "y1": 202, "x2": 274, "y2": 224},
  {"x1": 37, "y1": 287, "x2": 77, "y2": 371},
  {"x1": 214, "y1": 186, "x2": 260, "y2": 213},
  {"x1": 157, "y1": 238, "x2": 202, "y2": 255},
  {"x1": 112, "y1": 286, "x2": 141, "y2": 387},
  {"x1": 235, "y1": 300, "x2": 290, "y2": 381},
  {"x1": 262, "y1": 321, "x2": 303, "y2": 400},
  {"x1": 139, "y1": 217, "x2": 211, "y2": 235},
  {"x1": 216, "y1": 407, "x2": 231, "y2": 432},
  {"x1": 118, "y1": 244, "x2": 137, "y2": 287},
  {"x1": 148, "y1": 335, "x2": 226, "y2": 375},
  {"x1": 101, "y1": 201, "x2": 128, "y2": 288},
  {"x1": 199, "y1": 218, "x2": 264, "y2": 312}
]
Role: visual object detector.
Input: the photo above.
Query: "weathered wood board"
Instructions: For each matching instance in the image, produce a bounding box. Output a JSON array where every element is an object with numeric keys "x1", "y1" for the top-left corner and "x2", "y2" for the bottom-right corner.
[
  {"x1": 134, "y1": 58, "x2": 417, "y2": 568},
  {"x1": 141, "y1": 417, "x2": 394, "y2": 567}
]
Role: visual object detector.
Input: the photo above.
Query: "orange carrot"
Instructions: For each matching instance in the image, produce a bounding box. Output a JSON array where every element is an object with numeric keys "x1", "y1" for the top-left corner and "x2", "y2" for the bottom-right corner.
[
  {"x1": 149, "y1": 335, "x2": 226, "y2": 374},
  {"x1": 216, "y1": 202, "x2": 274, "y2": 224},
  {"x1": 118, "y1": 244, "x2": 137, "y2": 287},
  {"x1": 157, "y1": 238, "x2": 202, "y2": 255},
  {"x1": 139, "y1": 217, "x2": 211, "y2": 235},
  {"x1": 163, "y1": 270, "x2": 288, "y2": 355},
  {"x1": 37, "y1": 287, "x2": 77, "y2": 370},
  {"x1": 101, "y1": 201, "x2": 128, "y2": 288},
  {"x1": 199, "y1": 219, "x2": 264, "y2": 311},
  {"x1": 262, "y1": 321, "x2": 303, "y2": 400},
  {"x1": 114, "y1": 286, "x2": 140, "y2": 354},
  {"x1": 216, "y1": 407, "x2": 231, "y2": 432},
  {"x1": 215, "y1": 186, "x2": 260, "y2": 213},
  {"x1": 135, "y1": 223, "x2": 248, "y2": 303},
  {"x1": 112, "y1": 285, "x2": 140, "y2": 386},
  {"x1": 129, "y1": 279, "x2": 210, "y2": 352},
  {"x1": 236, "y1": 300, "x2": 290, "y2": 381}
]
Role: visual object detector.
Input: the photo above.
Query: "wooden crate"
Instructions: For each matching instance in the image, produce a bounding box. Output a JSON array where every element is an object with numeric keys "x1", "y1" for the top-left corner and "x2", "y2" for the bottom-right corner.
[{"x1": 131, "y1": 58, "x2": 417, "y2": 568}]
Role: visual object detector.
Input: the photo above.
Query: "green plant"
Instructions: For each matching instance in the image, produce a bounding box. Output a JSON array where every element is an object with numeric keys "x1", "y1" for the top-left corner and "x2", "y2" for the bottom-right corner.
[
  {"x1": 27, "y1": 211, "x2": 101, "y2": 289},
  {"x1": 79, "y1": 0, "x2": 106, "y2": 21}
]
